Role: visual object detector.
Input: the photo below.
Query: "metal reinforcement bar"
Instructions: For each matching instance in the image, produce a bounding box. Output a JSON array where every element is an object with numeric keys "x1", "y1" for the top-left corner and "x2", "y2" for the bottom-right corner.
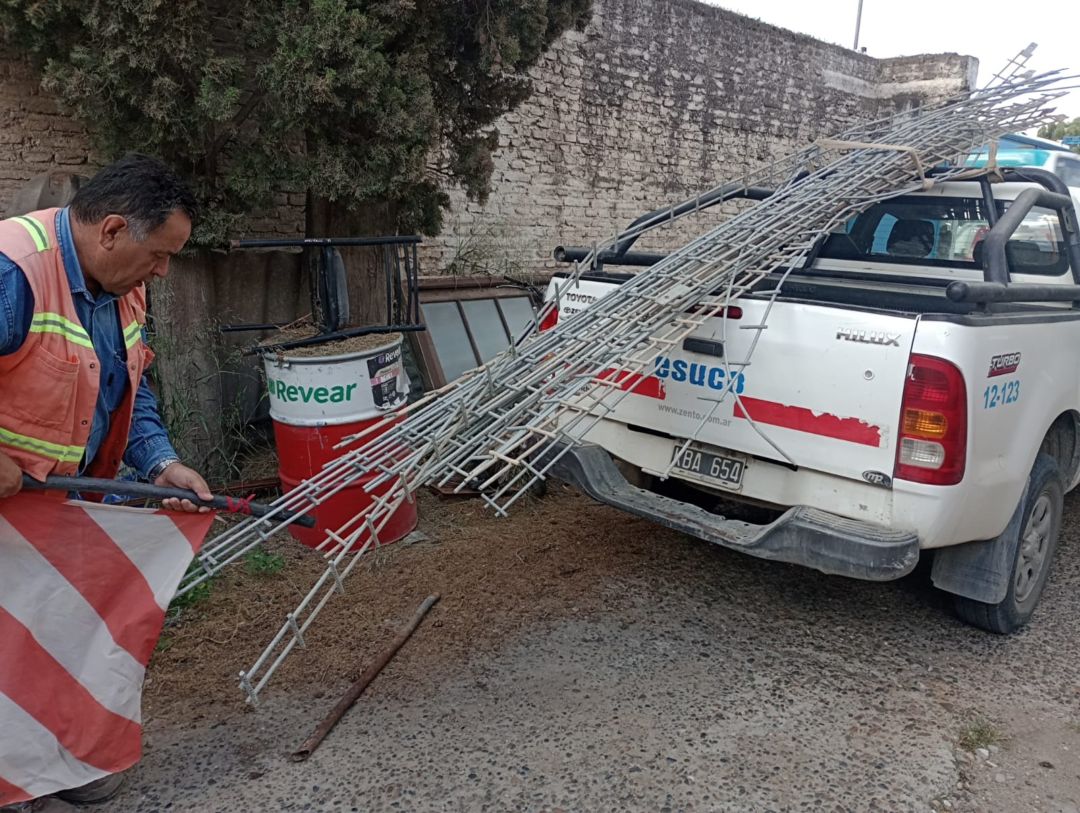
[{"x1": 186, "y1": 59, "x2": 1070, "y2": 704}]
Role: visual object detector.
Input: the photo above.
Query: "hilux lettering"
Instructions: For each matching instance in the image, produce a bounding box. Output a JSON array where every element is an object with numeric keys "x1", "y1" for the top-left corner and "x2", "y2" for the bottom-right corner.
[{"x1": 836, "y1": 328, "x2": 901, "y2": 347}]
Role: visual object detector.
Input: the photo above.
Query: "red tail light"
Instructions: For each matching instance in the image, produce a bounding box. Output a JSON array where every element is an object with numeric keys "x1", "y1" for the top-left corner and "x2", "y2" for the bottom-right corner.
[
  {"x1": 539, "y1": 305, "x2": 559, "y2": 332},
  {"x1": 894, "y1": 354, "x2": 967, "y2": 485}
]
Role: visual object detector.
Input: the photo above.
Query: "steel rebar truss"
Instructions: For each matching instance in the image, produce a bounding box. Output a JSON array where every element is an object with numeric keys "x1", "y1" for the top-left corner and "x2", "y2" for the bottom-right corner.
[{"x1": 178, "y1": 56, "x2": 1073, "y2": 705}]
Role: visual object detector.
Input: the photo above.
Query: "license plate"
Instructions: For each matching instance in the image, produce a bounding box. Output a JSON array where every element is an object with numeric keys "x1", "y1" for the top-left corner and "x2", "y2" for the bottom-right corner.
[{"x1": 670, "y1": 444, "x2": 747, "y2": 489}]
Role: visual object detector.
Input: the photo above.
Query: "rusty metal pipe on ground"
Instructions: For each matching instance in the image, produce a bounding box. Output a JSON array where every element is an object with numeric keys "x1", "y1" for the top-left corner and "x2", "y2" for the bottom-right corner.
[{"x1": 291, "y1": 594, "x2": 440, "y2": 761}]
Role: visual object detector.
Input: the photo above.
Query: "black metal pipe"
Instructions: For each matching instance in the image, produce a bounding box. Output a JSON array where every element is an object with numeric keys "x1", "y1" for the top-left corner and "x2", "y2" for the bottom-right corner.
[
  {"x1": 979, "y1": 176, "x2": 999, "y2": 228},
  {"x1": 981, "y1": 187, "x2": 1074, "y2": 285},
  {"x1": 800, "y1": 232, "x2": 830, "y2": 271},
  {"x1": 1000, "y1": 167, "x2": 1072, "y2": 197},
  {"x1": 391, "y1": 246, "x2": 402, "y2": 324},
  {"x1": 20, "y1": 475, "x2": 316, "y2": 527},
  {"x1": 946, "y1": 281, "x2": 1080, "y2": 304},
  {"x1": 998, "y1": 168, "x2": 1080, "y2": 287},
  {"x1": 609, "y1": 184, "x2": 774, "y2": 258},
  {"x1": 230, "y1": 236, "x2": 421, "y2": 249},
  {"x1": 412, "y1": 244, "x2": 421, "y2": 324},
  {"x1": 247, "y1": 324, "x2": 426, "y2": 356},
  {"x1": 318, "y1": 245, "x2": 338, "y2": 332},
  {"x1": 553, "y1": 246, "x2": 668, "y2": 267},
  {"x1": 384, "y1": 246, "x2": 393, "y2": 327}
]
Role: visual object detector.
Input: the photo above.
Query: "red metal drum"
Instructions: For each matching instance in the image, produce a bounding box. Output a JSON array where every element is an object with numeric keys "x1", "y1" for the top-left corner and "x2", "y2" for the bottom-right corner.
[{"x1": 263, "y1": 337, "x2": 417, "y2": 548}]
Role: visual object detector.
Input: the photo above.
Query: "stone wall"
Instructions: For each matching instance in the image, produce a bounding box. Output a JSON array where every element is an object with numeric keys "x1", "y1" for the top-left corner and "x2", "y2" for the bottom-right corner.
[
  {"x1": 0, "y1": 0, "x2": 975, "y2": 266},
  {"x1": 423, "y1": 0, "x2": 978, "y2": 276}
]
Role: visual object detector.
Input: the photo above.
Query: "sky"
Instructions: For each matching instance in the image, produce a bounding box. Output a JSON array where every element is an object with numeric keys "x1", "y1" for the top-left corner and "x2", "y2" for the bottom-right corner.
[{"x1": 706, "y1": 0, "x2": 1080, "y2": 127}]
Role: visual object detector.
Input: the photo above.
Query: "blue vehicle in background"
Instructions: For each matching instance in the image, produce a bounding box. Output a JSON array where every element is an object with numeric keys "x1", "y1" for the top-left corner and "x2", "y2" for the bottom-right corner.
[{"x1": 967, "y1": 133, "x2": 1080, "y2": 196}]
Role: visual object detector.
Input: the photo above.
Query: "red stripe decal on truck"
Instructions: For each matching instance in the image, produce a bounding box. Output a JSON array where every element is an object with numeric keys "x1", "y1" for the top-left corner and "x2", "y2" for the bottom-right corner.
[
  {"x1": 734, "y1": 396, "x2": 881, "y2": 447},
  {"x1": 596, "y1": 369, "x2": 667, "y2": 400}
]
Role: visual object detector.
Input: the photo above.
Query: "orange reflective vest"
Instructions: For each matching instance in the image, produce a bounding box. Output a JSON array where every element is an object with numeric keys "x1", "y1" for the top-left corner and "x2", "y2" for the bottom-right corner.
[{"x1": 0, "y1": 208, "x2": 153, "y2": 481}]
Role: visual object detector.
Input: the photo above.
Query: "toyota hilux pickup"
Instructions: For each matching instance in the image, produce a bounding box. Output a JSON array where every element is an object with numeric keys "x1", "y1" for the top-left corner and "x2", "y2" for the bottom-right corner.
[{"x1": 542, "y1": 167, "x2": 1080, "y2": 632}]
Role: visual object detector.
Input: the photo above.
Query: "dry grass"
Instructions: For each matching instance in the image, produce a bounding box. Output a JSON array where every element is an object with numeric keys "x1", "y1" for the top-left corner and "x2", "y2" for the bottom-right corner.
[
  {"x1": 958, "y1": 717, "x2": 1006, "y2": 751},
  {"x1": 259, "y1": 322, "x2": 402, "y2": 358}
]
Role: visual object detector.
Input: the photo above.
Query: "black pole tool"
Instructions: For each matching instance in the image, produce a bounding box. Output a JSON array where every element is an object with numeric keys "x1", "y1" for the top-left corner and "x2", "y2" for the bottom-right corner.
[{"x1": 20, "y1": 475, "x2": 316, "y2": 528}]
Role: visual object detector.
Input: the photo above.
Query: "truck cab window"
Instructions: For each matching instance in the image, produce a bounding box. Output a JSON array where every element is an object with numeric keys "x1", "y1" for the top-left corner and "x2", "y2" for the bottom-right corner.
[{"x1": 820, "y1": 196, "x2": 1069, "y2": 277}]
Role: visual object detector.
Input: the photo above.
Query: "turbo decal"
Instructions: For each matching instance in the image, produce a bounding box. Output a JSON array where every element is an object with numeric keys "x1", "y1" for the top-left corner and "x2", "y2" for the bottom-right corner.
[{"x1": 988, "y1": 352, "x2": 1021, "y2": 377}]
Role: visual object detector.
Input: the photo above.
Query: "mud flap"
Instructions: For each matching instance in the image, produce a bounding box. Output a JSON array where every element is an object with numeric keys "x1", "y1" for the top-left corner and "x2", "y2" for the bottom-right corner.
[{"x1": 930, "y1": 488, "x2": 1024, "y2": 604}]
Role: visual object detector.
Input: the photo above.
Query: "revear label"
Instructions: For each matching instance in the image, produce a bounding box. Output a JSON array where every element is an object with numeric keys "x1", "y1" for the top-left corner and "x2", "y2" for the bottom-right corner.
[{"x1": 988, "y1": 352, "x2": 1021, "y2": 377}]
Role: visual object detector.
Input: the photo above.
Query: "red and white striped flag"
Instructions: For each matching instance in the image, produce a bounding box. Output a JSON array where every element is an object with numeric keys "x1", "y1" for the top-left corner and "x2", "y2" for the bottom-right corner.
[{"x1": 0, "y1": 492, "x2": 215, "y2": 805}]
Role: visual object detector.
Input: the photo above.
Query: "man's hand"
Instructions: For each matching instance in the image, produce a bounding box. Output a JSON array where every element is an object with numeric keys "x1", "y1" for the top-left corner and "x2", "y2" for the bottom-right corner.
[
  {"x1": 0, "y1": 450, "x2": 22, "y2": 498},
  {"x1": 154, "y1": 462, "x2": 213, "y2": 513}
]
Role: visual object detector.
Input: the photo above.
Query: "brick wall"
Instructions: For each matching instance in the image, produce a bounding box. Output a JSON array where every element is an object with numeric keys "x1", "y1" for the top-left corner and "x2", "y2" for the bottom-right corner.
[
  {"x1": 0, "y1": 57, "x2": 305, "y2": 237},
  {"x1": 0, "y1": 0, "x2": 976, "y2": 260},
  {"x1": 421, "y1": 0, "x2": 978, "y2": 276},
  {"x1": 0, "y1": 57, "x2": 95, "y2": 200}
]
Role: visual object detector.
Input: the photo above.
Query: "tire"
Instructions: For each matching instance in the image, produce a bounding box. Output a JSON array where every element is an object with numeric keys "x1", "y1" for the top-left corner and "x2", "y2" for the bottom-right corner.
[{"x1": 954, "y1": 453, "x2": 1064, "y2": 634}]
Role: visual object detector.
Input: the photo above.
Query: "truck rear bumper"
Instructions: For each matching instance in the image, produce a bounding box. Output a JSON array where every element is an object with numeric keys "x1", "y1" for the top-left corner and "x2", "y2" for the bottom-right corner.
[{"x1": 544, "y1": 443, "x2": 920, "y2": 582}]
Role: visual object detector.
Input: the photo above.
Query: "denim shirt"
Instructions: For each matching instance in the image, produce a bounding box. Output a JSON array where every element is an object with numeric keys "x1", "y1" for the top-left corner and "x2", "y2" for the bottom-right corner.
[{"x1": 0, "y1": 208, "x2": 178, "y2": 477}]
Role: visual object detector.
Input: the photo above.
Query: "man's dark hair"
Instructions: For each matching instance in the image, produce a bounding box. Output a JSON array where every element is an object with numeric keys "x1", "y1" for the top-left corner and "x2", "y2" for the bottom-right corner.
[{"x1": 70, "y1": 154, "x2": 198, "y2": 240}]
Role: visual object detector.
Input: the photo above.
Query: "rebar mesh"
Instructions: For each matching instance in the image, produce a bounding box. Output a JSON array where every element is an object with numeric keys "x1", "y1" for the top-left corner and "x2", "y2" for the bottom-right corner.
[{"x1": 179, "y1": 62, "x2": 1072, "y2": 704}]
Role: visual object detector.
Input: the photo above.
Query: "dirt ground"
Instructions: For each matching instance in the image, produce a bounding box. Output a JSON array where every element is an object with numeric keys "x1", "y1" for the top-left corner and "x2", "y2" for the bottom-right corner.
[
  {"x1": 146, "y1": 485, "x2": 672, "y2": 718},
  {"x1": 129, "y1": 482, "x2": 1080, "y2": 812}
]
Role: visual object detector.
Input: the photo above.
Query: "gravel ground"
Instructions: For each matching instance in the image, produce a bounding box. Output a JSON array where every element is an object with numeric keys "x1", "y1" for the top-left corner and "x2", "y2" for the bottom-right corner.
[{"x1": 98, "y1": 484, "x2": 1080, "y2": 813}]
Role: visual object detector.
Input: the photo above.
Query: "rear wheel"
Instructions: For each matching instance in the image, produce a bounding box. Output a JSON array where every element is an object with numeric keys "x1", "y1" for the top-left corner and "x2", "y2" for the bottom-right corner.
[{"x1": 954, "y1": 453, "x2": 1063, "y2": 634}]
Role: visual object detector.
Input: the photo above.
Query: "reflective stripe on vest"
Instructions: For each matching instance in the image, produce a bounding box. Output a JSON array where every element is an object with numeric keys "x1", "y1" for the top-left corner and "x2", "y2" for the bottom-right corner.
[
  {"x1": 10, "y1": 215, "x2": 50, "y2": 252},
  {"x1": 122, "y1": 320, "x2": 141, "y2": 350},
  {"x1": 0, "y1": 425, "x2": 83, "y2": 465},
  {"x1": 29, "y1": 312, "x2": 93, "y2": 349}
]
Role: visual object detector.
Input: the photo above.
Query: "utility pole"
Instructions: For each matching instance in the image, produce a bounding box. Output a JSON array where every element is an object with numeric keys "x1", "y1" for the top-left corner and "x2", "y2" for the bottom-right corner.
[{"x1": 853, "y1": 0, "x2": 864, "y2": 51}]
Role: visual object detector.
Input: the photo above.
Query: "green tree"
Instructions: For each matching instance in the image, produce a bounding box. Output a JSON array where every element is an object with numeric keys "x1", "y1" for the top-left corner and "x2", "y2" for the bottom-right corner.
[
  {"x1": 1038, "y1": 118, "x2": 1080, "y2": 154},
  {"x1": 0, "y1": 0, "x2": 591, "y2": 244}
]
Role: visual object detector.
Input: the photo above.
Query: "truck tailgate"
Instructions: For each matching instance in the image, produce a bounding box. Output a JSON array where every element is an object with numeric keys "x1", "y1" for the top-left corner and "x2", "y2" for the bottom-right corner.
[{"x1": 597, "y1": 297, "x2": 917, "y2": 483}]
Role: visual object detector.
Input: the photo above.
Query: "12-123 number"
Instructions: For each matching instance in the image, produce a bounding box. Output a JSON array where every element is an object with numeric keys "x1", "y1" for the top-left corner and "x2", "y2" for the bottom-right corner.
[{"x1": 983, "y1": 380, "x2": 1020, "y2": 409}]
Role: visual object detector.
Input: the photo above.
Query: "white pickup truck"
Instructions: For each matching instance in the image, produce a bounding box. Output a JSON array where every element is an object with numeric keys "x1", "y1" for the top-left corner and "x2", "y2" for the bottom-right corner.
[{"x1": 542, "y1": 166, "x2": 1080, "y2": 633}]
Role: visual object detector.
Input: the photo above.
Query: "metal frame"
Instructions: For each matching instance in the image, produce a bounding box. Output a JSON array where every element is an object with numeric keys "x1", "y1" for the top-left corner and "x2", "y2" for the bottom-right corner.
[
  {"x1": 413, "y1": 275, "x2": 548, "y2": 389},
  {"x1": 946, "y1": 167, "x2": 1080, "y2": 305},
  {"x1": 575, "y1": 166, "x2": 1080, "y2": 310},
  {"x1": 554, "y1": 184, "x2": 775, "y2": 273},
  {"x1": 224, "y1": 235, "x2": 423, "y2": 352}
]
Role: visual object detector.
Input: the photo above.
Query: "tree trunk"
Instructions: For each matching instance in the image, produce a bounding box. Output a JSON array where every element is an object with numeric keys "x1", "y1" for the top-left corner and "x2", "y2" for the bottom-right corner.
[{"x1": 151, "y1": 248, "x2": 305, "y2": 482}]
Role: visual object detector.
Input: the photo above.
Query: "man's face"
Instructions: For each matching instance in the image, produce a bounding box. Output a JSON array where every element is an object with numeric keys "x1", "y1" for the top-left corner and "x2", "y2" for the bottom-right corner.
[{"x1": 93, "y1": 210, "x2": 192, "y2": 296}]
